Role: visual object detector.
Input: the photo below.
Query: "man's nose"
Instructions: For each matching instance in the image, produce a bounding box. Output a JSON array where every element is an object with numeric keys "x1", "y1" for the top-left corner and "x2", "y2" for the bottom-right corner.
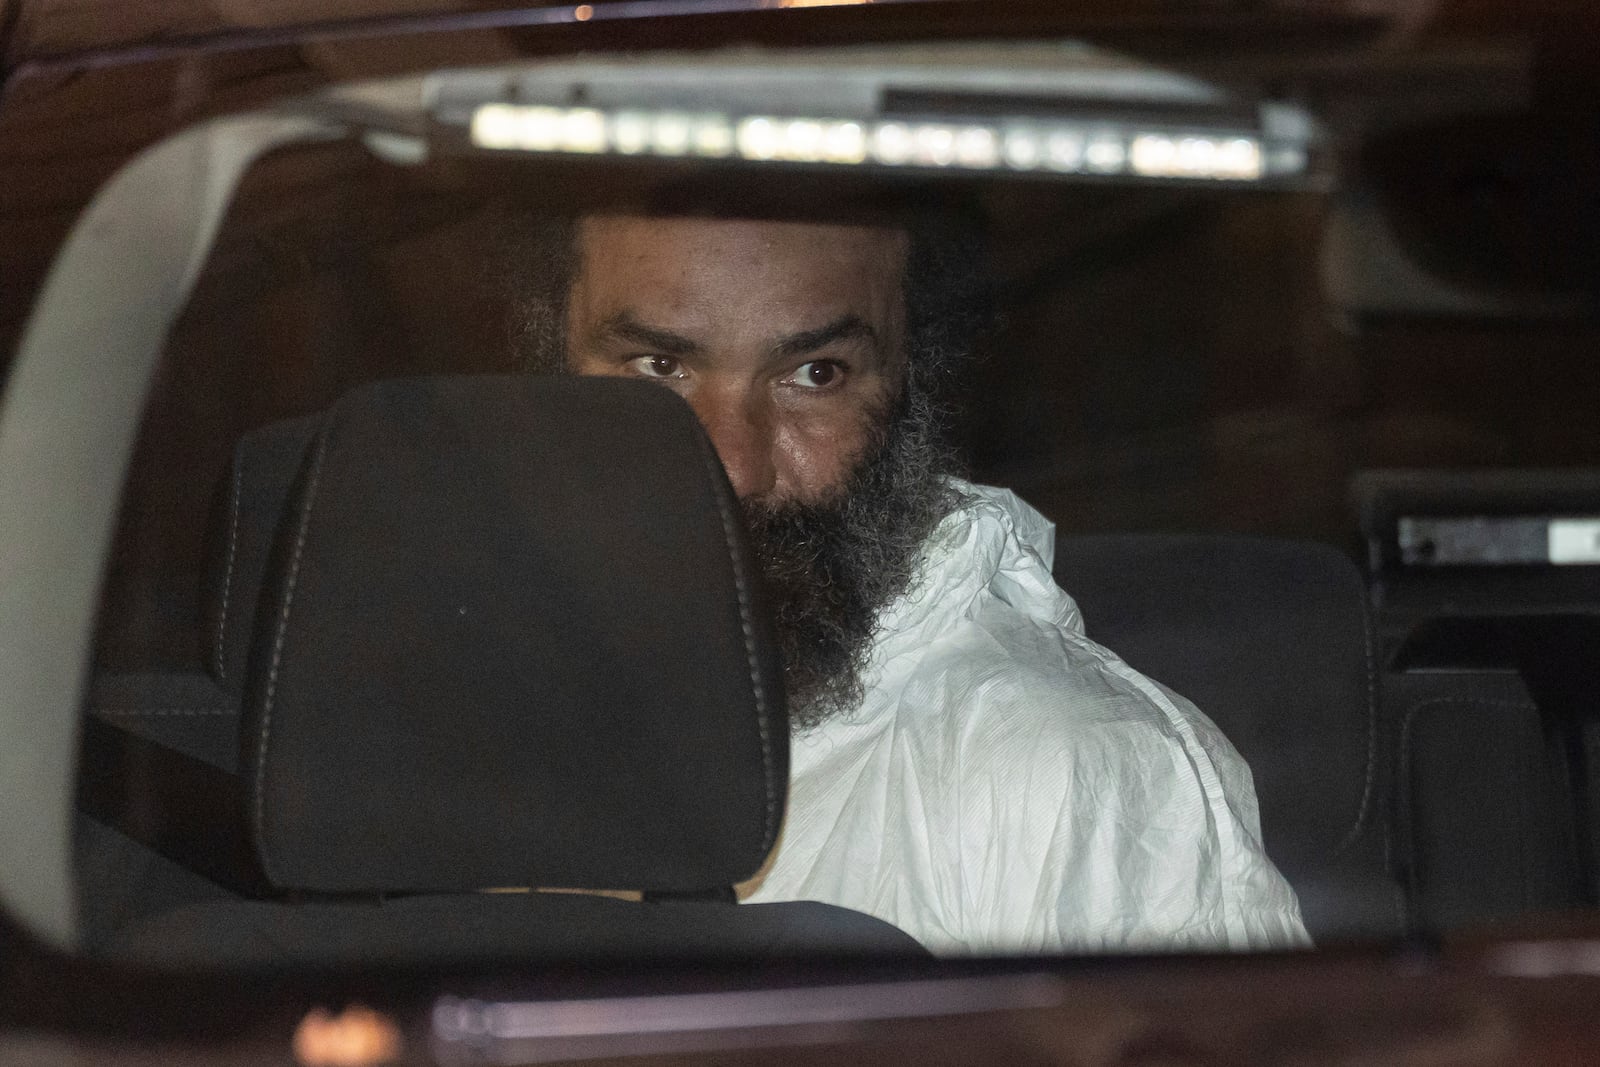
[{"x1": 691, "y1": 390, "x2": 778, "y2": 500}]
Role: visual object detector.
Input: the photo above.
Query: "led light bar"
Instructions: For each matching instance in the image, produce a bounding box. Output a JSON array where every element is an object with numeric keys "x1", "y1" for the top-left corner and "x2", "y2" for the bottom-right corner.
[{"x1": 467, "y1": 103, "x2": 1300, "y2": 182}]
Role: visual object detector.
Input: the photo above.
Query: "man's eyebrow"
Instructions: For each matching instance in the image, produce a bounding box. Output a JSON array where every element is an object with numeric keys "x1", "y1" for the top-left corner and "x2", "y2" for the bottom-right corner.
[
  {"x1": 594, "y1": 312, "x2": 701, "y2": 356},
  {"x1": 771, "y1": 315, "x2": 878, "y2": 359}
]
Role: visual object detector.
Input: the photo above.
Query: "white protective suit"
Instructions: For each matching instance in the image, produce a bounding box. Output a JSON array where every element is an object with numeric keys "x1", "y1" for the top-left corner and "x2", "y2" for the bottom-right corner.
[{"x1": 745, "y1": 481, "x2": 1310, "y2": 956}]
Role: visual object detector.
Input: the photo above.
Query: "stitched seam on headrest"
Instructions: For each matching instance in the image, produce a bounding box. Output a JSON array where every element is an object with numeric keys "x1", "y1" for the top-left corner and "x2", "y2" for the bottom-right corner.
[
  {"x1": 690, "y1": 427, "x2": 779, "y2": 854},
  {"x1": 213, "y1": 453, "x2": 244, "y2": 682},
  {"x1": 252, "y1": 430, "x2": 331, "y2": 887},
  {"x1": 1336, "y1": 563, "x2": 1381, "y2": 855}
]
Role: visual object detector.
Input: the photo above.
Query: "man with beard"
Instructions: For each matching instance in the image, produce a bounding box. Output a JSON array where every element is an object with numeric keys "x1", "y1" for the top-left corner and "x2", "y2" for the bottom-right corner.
[{"x1": 514, "y1": 195, "x2": 1308, "y2": 956}]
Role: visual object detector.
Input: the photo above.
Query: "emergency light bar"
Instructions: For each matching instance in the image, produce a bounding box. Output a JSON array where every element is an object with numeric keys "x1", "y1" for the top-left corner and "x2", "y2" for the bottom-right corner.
[
  {"x1": 423, "y1": 43, "x2": 1322, "y2": 186},
  {"x1": 466, "y1": 103, "x2": 1293, "y2": 181}
]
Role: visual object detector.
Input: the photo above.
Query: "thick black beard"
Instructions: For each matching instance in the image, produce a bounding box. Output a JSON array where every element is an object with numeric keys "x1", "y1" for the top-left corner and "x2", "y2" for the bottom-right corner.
[{"x1": 740, "y1": 392, "x2": 961, "y2": 733}]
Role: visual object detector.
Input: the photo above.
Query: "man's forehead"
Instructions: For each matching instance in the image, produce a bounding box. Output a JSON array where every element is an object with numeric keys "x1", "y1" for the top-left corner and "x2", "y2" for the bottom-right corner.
[{"x1": 568, "y1": 212, "x2": 909, "y2": 348}]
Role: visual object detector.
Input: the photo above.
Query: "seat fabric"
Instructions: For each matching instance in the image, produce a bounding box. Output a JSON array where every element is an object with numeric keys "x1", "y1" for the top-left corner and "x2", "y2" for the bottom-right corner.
[
  {"x1": 81, "y1": 376, "x2": 924, "y2": 963},
  {"x1": 1358, "y1": 470, "x2": 1600, "y2": 934},
  {"x1": 1053, "y1": 533, "x2": 1401, "y2": 942},
  {"x1": 1390, "y1": 670, "x2": 1581, "y2": 933}
]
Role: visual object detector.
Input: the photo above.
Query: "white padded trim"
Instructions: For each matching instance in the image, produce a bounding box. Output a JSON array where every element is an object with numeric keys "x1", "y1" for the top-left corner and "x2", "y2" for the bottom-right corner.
[{"x1": 0, "y1": 113, "x2": 339, "y2": 948}]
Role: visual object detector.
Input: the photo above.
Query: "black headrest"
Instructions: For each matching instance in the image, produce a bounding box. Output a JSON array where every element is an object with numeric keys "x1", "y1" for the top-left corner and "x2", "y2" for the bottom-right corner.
[
  {"x1": 202, "y1": 413, "x2": 321, "y2": 692},
  {"x1": 1055, "y1": 535, "x2": 1374, "y2": 863},
  {"x1": 241, "y1": 376, "x2": 787, "y2": 895},
  {"x1": 1053, "y1": 534, "x2": 1392, "y2": 939}
]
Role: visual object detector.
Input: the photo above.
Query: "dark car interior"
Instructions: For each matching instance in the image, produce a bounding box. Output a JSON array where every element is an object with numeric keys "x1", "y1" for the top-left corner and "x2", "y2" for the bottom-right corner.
[
  {"x1": 0, "y1": 0, "x2": 1555, "y2": 992},
  {"x1": 63, "y1": 125, "x2": 1600, "y2": 963},
  {"x1": 80, "y1": 371, "x2": 1394, "y2": 954},
  {"x1": 5, "y1": 1, "x2": 1600, "y2": 1060}
]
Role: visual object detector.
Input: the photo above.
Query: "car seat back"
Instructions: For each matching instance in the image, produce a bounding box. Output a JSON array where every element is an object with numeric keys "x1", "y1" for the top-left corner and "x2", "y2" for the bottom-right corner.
[
  {"x1": 1359, "y1": 469, "x2": 1600, "y2": 934},
  {"x1": 84, "y1": 376, "x2": 923, "y2": 962},
  {"x1": 1053, "y1": 534, "x2": 1401, "y2": 943}
]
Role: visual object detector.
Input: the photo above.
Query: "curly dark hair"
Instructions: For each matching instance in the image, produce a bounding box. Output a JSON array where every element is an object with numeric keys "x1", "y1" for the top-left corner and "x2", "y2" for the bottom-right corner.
[{"x1": 503, "y1": 182, "x2": 995, "y2": 447}]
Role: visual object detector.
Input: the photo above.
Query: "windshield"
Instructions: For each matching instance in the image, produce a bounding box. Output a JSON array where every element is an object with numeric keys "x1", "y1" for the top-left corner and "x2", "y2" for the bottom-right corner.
[{"x1": 6, "y1": 7, "x2": 1600, "y2": 985}]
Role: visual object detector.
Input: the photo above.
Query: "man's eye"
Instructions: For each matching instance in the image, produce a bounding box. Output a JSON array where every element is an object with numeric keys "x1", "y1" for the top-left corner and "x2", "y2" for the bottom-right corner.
[
  {"x1": 788, "y1": 361, "x2": 845, "y2": 390},
  {"x1": 628, "y1": 355, "x2": 684, "y2": 379}
]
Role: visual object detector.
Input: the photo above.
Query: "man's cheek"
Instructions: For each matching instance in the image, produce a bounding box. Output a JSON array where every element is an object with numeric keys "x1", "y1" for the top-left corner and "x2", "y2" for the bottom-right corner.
[{"x1": 776, "y1": 421, "x2": 875, "y2": 505}]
